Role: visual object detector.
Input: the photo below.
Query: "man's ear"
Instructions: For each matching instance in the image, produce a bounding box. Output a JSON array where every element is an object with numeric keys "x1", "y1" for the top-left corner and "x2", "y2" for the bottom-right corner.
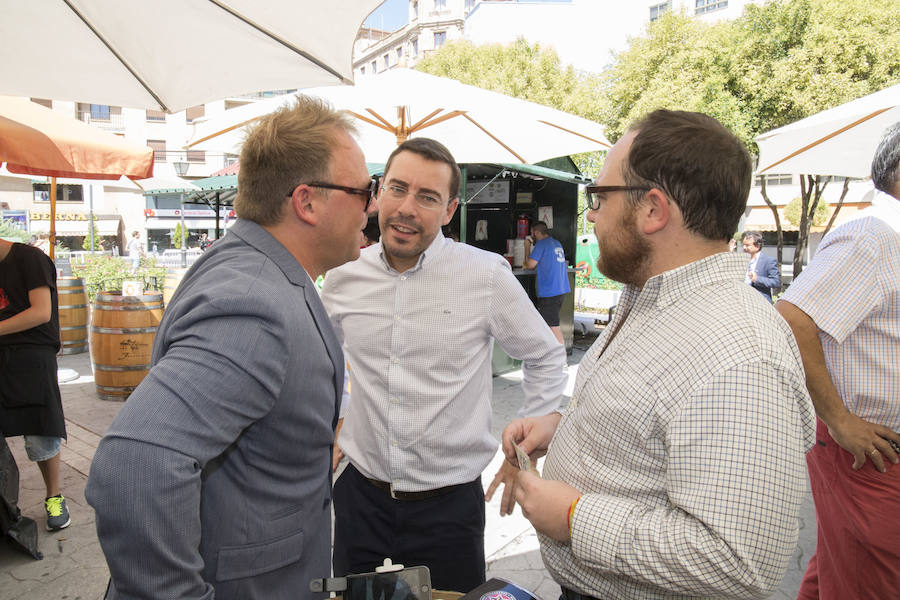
[
  {"x1": 442, "y1": 197, "x2": 460, "y2": 226},
  {"x1": 291, "y1": 184, "x2": 318, "y2": 226},
  {"x1": 638, "y1": 188, "x2": 672, "y2": 235}
]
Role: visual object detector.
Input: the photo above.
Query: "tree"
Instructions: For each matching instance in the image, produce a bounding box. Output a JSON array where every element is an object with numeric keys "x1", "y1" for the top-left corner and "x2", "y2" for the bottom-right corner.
[
  {"x1": 416, "y1": 38, "x2": 608, "y2": 234},
  {"x1": 172, "y1": 222, "x2": 184, "y2": 250},
  {"x1": 82, "y1": 218, "x2": 102, "y2": 250},
  {"x1": 597, "y1": 0, "x2": 900, "y2": 273}
]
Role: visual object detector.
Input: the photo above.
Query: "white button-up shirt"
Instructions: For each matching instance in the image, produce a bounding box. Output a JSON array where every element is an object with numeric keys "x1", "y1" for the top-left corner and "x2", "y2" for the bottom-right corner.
[
  {"x1": 541, "y1": 253, "x2": 816, "y2": 599},
  {"x1": 321, "y1": 232, "x2": 567, "y2": 491}
]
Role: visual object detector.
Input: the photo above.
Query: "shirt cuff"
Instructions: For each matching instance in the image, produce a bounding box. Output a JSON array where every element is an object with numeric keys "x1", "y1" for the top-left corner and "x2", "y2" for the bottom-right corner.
[{"x1": 570, "y1": 493, "x2": 633, "y2": 569}]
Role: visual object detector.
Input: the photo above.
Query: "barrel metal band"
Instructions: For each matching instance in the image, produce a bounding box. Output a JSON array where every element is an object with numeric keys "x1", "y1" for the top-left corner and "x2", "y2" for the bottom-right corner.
[
  {"x1": 59, "y1": 304, "x2": 88, "y2": 309},
  {"x1": 58, "y1": 289, "x2": 86, "y2": 295},
  {"x1": 92, "y1": 364, "x2": 151, "y2": 372},
  {"x1": 93, "y1": 303, "x2": 163, "y2": 311},
  {"x1": 60, "y1": 325, "x2": 87, "y2": 331},
  {"x1": 96, "y1": 293, "x2": 163, "y2": 302},
  {"x1": 90, "y1": 326, "x2": 158, "y2": 334},
  {"x1": 95, "y1": 384, "x2": 138, "y2": 392}
]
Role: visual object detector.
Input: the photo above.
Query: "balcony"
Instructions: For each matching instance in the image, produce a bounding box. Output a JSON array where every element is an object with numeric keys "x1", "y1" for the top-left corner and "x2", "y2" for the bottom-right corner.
[{"x1": 76, "y1": 111, "x2": 126, "y2": 132}]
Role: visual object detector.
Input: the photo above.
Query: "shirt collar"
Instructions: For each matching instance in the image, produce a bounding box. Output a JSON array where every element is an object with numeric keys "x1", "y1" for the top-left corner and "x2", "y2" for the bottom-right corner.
[
  {"x1": 378, "y1": 230, "x2": 448, "y2": 274},
  {"x1": 630, "y1": 252, "x2": 747, "y2": 309}
]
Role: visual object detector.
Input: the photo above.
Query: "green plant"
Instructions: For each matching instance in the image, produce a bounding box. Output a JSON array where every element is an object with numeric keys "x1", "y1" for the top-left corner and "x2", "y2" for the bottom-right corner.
[
  {"x1": 0, "y1": 219, "x2": 29, "y2": 243},
  {"x1": 72, "y1": 255, "x2": 166, "y2": 302},
  {"x1": 172, "y1": 223, "x2": 184, "y2": 250},
  {"x1": 81, "y1": 218, "x2": 102, "y2": 250},
  {"x1": 784, "y1": 196, "x2": 828, "y2": 228}
]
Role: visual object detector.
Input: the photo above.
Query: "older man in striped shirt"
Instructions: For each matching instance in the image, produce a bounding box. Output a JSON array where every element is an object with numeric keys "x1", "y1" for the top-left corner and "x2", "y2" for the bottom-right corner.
[{"x1": 777, "y1": 122, "x2": 900, "y2": 599}]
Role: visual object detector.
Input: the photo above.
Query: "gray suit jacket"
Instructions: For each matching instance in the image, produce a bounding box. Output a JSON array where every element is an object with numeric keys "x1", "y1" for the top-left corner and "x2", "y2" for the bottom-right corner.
[{"x1": 86, "y1": 220, "x2": 342, "y2": 599}]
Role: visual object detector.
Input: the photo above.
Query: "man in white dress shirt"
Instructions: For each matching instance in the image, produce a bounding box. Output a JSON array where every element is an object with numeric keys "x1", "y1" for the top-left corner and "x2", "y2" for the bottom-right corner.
[
  {"x1": 502, "y1": 110, "x2": 816, "y2": 600},
  {"x1": 320, "y1": 137, "x2": 567, "y2": 593}
]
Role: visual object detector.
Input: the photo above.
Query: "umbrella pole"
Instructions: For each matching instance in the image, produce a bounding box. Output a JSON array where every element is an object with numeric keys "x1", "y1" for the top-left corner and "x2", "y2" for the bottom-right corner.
[
  {"x1": 459, "y1": 166, "x2": 467, "y2": 244},
  {"x1": 50, "y1": 177, "x2": 57, "y2": 260}
]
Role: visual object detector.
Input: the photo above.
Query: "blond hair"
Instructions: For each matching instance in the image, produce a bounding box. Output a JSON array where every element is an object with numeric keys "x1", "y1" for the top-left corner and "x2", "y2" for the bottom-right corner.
[{"x1": 235, "y1": 95, "x2": 357, "y2": 226}]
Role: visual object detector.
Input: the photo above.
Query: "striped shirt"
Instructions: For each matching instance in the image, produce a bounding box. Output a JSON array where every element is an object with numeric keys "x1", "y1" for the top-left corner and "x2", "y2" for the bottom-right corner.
[
  {"x1": 541, "y1": 252, "x2": 816, "y2": 599},
  {"x1": 781, "y1": 190, "x2": 900, "y2": 429},
  {"x1": 321, "y1": 232, "x2": 567, "y2": 491}
]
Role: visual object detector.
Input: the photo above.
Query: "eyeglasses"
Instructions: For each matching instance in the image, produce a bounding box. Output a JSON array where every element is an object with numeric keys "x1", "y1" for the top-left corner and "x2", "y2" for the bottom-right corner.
[
  {"x1": 380, "y1": 183, "x2": 445, "y2": 210},
  {"x1": 288, "y1": 177, "x2": 378, "y2": 211},
  {"x1": 584, "y1": 185, "x2": 651, "y2": 210}
]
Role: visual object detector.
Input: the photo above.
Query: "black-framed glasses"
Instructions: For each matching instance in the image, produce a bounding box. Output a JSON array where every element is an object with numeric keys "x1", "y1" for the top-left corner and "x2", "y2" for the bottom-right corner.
[
  {"x1": 380, "y1": 182, "x2": 445, "y2": 210},
  {"x1": 584, "y1": 185, "x2": 651, "y2": 210},
  {"x1": 288, "y1": 177, "x2": 379, "y2": 211}
]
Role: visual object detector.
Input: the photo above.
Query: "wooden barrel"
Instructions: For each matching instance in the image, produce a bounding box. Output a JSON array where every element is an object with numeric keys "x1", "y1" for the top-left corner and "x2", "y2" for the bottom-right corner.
[
  {"x1": 163, "y1": 268, "x2": 188, "y2": 307},
  {"x1": 89, "y1": 291, "x2": 164, "y2": 401},
  {"x1": 57, "y1": 277, "x2": 88, "y2": 355}
]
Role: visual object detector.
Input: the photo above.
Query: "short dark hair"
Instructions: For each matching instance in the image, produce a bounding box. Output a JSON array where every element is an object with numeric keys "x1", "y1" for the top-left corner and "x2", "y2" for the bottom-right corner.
[
  {"x1": 383, "y1": 138, "x2": 461, "y2": 200},
  {"x1": 531, "y1": 221, "x2": 549, "y2": 236},
  {"x1": 871, "y1": 122, "x2": 900, "y2": 197},
  {"x1": 623, "y1": 110, "x2": 751, "y2": 242},
  {"x1": 742, "y1": 231, "x2": 763, "y2": 248}
]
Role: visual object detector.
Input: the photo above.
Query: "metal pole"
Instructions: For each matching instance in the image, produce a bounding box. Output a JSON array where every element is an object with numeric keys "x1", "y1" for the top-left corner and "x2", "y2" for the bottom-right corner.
[
  {"x1": 180, "y1": 196, "x2": 187, "y2": 268},
  {"x1": 88, "y1": 184, "x2": 95, "y2": 252}
]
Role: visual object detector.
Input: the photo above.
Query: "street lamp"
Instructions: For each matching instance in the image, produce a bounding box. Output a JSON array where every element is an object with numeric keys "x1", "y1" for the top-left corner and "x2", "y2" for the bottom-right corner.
[{"x1": 173, "y1": 159, "x2": 190, "y2": 268}]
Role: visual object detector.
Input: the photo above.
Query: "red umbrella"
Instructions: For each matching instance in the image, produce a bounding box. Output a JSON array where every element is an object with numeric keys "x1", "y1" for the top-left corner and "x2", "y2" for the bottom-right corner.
[{"x1": 0, "y1": 96, "x2": 154, "y2": 256}]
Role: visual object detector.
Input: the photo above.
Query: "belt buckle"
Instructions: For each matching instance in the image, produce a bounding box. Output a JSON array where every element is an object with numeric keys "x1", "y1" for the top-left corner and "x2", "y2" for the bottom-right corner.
[{"x1": 389, "y1": 483, "x2": 398, "y2": 500}]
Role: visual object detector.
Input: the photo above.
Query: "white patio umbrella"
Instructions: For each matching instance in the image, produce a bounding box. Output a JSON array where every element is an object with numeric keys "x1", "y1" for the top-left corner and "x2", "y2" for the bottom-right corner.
[
  {"x1": 186, "y1": 68, "x2": 611, "y2": 164},
  {"x1": 756, "y1": 83, "x2": 900, "y2": 177},
  {"x1": 0, "y1": 0, "x2": 384, "y2": 113}
]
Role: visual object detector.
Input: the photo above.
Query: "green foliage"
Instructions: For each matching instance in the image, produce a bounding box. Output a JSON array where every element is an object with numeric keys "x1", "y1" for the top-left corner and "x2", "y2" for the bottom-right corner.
[
  {"x1": 172, "y1": 222, "x2": 184, "y2": 250},
  {"x1": 81, "y1": 218, "x2": 102, "y2": 250},
  {"x1": 71, "y1": 255, "x2": 166, "y2": 303},
  {"x1": 597, "y1": 0, "x2": 900, "y2": 150},
  {"x1": 784, "y1": 196, "x2": 828, "y2": 227},
  {"x1": 0, "y1": 219, "x2": 29, "y2": 243}
]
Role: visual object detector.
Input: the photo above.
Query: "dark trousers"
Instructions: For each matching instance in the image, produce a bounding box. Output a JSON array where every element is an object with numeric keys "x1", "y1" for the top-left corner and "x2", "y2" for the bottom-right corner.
[{"x1": 333, "y1": 463, "x2": 486, "y2": 593}]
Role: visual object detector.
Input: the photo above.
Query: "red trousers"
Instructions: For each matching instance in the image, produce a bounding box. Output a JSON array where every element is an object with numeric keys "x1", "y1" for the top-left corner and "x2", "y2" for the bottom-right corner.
[{"x1": 798, "y1": 419, "x2": 900, "y2": 599}]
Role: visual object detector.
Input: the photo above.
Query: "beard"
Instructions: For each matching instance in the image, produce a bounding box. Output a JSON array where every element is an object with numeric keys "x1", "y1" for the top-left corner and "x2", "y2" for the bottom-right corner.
[
  {"x1": 596, "y1": 208, "x2": 651, "y2": 287},
  {"x1": 379, "y1": 214, "x2": 437, "y2": 263}
]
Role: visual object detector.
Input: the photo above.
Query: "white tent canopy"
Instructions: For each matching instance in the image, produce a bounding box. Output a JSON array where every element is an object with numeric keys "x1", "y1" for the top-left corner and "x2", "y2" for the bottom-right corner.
[
  {"x1": 756, "y1": 84, "x2": 900, "y2": 178},
  {"x1": 0, "y1": 0, "x2": 384, "y2": 113},
  {"x1": 187, "y1": 68, "x2": 611, "y2": 165}
]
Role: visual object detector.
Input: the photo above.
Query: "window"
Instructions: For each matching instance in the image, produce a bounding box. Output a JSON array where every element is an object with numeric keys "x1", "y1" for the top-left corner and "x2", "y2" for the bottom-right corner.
[
  {"x1": 649, "y1": 1, "x2": 670, "y2": 21},
  {"x1": 412, "y1": 38, "x2": 419, "y2": 56},
  {"x1": 187, "y1": 150, "x2": 205, "y2": 163},
  {"x1": 434, "y1": 0, "x2": 446, "y2": 9},
  {"x1": 146, "y1": 109, "x2": 166, "y2": 122},
  {"x1": 30, "y1": 98, "x2": 52, "y2": 109},
  {"x1": 33, "y1": 183, "x2": 83, "y2": 203},
  {"x1": 754, "y1": 173, "x2": 793, "y2": 186},
  {"x1": 434, "y1": 31, "x2": 446, "y2": 48},
  {"x1": 147, "y1": 139, "x2": 167, "y2": 163},
  {"x1": 695, "y1": 0, "x2": 727, "y2": 15},
  {"x1": 185, "y1": 105, "x2": 205, "y2": 123},
  {"x1": 371, "y1": 60, "x2": 376, "y2": 72},
  {"x1": 465, "y1": 0, "x2": 476, "y2": 11},
  {"x1": 397, "y1": 47, "x2": 403, "y2": 61},
  {"x1": 384, "y1": 53, "x2": 390, "y2": 67},
  {"x1": 361, "y1": 66, "x2": 366, "y2": 75},
  {"x1": 413, "y1": 1, "x2": 418, "y2": 18},
  {"x1": 90, "y1": 104, "x2": 111, "y2": 120}
]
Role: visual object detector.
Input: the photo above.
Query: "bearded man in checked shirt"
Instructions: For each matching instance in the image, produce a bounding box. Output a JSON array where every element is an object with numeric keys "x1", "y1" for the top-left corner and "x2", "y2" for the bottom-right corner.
[
  {"x1": 776, "y1": 122, "x2": 900, "y2": 600},
  {"x1": 502, "y1": 110, "x2": 817, "y2": 600}
]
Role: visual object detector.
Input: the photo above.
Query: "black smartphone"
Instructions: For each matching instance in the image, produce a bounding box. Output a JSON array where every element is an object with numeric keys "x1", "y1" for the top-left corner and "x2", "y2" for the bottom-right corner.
[{"x1": 344, "y1": 566, "x2": 432, "y2": 600}]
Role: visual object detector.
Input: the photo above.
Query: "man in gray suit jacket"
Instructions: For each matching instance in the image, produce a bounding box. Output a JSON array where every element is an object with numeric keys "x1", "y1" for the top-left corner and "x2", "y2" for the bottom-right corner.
[{"x1": 86, "y1": 96, "x2": 376, "y2": 599}]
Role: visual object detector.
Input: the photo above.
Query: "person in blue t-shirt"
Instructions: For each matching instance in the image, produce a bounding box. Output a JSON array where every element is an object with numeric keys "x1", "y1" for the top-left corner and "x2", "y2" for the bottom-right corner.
[{"x1": 524, "y1": 221, "x2": 570, "y2": 344}]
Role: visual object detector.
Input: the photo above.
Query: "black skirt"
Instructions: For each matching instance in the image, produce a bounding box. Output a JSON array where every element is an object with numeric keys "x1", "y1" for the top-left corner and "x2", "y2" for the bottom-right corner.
[{"x1": 0, "y1": 345, "x2": 66, "y2": 439}]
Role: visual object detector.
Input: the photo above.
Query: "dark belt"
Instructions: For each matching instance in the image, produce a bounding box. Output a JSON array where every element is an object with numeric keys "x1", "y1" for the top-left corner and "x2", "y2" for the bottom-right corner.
[
  {"x1": 364, "y1": 476, "x2": 471, "y2": 501},
  {"x1": 561, "y1": 588, "x2": 606, "y2": 600}
]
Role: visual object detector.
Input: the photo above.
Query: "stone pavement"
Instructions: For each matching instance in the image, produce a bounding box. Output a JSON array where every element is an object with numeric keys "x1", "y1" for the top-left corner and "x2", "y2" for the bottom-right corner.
[{"x1": 1, "y1": 335, "x2": 814, "y2": 599}]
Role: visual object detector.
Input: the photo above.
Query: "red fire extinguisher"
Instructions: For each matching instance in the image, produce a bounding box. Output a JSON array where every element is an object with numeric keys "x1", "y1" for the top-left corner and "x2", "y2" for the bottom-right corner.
[{"x1": 516, "y1": 214, "x2": 531, "y2": 239}]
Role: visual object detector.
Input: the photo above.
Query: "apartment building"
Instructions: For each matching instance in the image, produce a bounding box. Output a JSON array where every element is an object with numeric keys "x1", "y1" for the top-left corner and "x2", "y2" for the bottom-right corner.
[{"x1": 0, "y1": 95, "x2": 271, "y2": 253}]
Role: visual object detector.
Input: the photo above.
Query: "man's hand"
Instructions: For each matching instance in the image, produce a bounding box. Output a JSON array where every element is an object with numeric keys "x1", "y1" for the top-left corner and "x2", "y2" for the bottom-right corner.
[
  {"x1": 515, "y1": 471, "x2": 581, "y2": 542},
  {"x1": 828, "y1": 412, "x2": 900, "y2": 472},
  {"x1": 501, "y1": 413, "x2": 562, "y2": 468},
  {"x1": 332, "y1": 417, "x2": 344, "y2": 472},
  {"x1": 485, "y1": 459, "x2": 521, "y2": 516},
  {"x1": 749, "y1": 271, "x2": 758, "y2": 282}
]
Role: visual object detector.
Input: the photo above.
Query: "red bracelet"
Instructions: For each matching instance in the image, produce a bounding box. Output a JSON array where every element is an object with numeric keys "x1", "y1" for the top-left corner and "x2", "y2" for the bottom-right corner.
[{"x1": 568, "y1": 496, "x2": 581, "y2": 537}]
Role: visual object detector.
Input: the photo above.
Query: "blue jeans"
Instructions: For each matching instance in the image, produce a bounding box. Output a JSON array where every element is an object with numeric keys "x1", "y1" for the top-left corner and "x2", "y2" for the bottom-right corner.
[{"x1": 24, "y1": 435, "x2": 62, "y2": 462}]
